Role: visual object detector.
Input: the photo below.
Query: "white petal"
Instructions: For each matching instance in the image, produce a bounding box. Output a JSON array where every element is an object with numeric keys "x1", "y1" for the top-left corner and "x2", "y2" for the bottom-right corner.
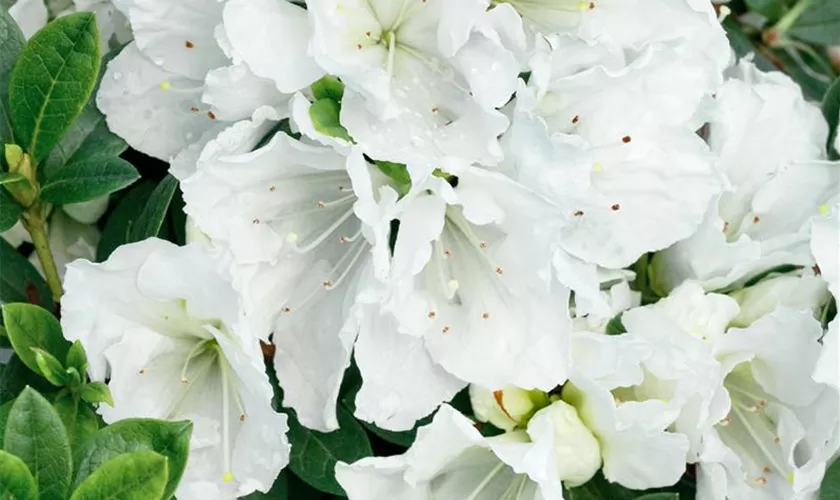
[
  {"x1": 811, "y1": 203, "x2": 840, "y2": 298},
  {"x1": 814, "y1": 319, "x2": 839, "y2": 389},
  {"x1": 62, "y1": 196, "x2": 110, "y2": 225},
  {"x1": 97, "y1": 43, "x2": 221, "y2": 160},
  {"x1": 128, "y1": 0, "x2": 228, "y2": 80},
  {"x1": 354, "y1": 305, "x2": 466, "y2": 431},
  {"x1": 202, "y1": 64, "x2": 291, "y2": 122},
  {"x1": 222, "y1": 0, "x2": 323, "y2": 93}
]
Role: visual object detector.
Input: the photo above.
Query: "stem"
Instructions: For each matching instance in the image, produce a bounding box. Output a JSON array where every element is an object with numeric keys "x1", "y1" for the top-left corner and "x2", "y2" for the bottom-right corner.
[
  {"x1": 22, "y1": 203, "x2": 63, "y2": 303},
  {"x1": 772, "y1": 0, "x2": 812, "y2": 35}
]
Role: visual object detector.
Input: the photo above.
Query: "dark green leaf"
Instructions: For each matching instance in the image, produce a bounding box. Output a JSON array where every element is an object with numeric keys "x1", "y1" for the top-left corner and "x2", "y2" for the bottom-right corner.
[
  {"x1": 821, "y1": 457, "x2": 840, "y2": 499},
  {"x1": 32, "y1": 348, "x2": 67, "y2": 386},
  {"x1": 309, "y1": 99, "x2": 352, "y2": 142},
  {"x1": 0, "y1": 172, "x2": 26, "y2": 185},
  {"x1": 741, "y1": 263, "x2": 804, "y2": 288},
  {"x1": 96, "y1": 180, "x2": 155, "y2": 261},
  {"x1": 564, "y1": 472, "x2": 638, "y2": 500},
  {"x1": 127, "y1": 174, "x2": 178, "y2": 243},
  {"x1": 70, "y1": 451, "x2": 168, "y2": 500},
  {"x1": 40, "y1": 98, "x2": 127, "y2": 179},
  {"x1": 2, "y1": 302, "x2": 70, "y2": 376},
  {"x1": 4, "y1": 387, "x2": 73, "y2": 500},
  {"x1": 286, "y1": 405, "x2": 372, "y2": 495},
  {"x1": 0, "y1": 239, "x2": 51, "y2": 308},
  {"x1": 339, "y1": 371, "x2": 421, "y2": 448},
  {"x1": 79, "y1": 382, "x2": 114, "y2": 407},
  {"x1": 311, "y1": 76, "x2": 344, "y2": 103},
  {"x1": 746, "y1": 0, "x2": 786, "y2": 21},
  {"x1": 0, "y1": 355, "x2": 55, "y2": 405},
  {"x1": 721, "y1": 17, "x2": 777, "y2": 72},
  {"x1": 242, "y1": 470, "x2": 289, "y2": 499},
  {"x1": 52, "y1": 392, "x2": 100, "y2": 459},
  {"x1": 74, "y1": 418, "x2": 192, "y2": 500},
  {"x1": 0, "y1": 8, "x2": 25, "y2": 151},
  {"x1": 9, "y1": 12, "x2": 101, "y2": 163},
  {"x1": 0, "y1": 449, "x2": 38, "y2": 500},
  {"x1": 605, "y1": 314, "x2": 627, "y2": 336},
  {"x1": 790, "y1": 0, "x2": 840, "y2": 45},
  {"x1": 635, "y1": 494, "x2": 679, "y2": 500},
  {"x1": 0, "y1": 189, "x2": 22, "y2": 231},
  {"x1": 40, "y1": 157, "x2": 139, "y2": 205},
  {"x1": 0, "y1": 399, "x2": 13, "y2": 442},
  {"x1": 822, "y1": 77, "x2": 840, "y2": 160}
]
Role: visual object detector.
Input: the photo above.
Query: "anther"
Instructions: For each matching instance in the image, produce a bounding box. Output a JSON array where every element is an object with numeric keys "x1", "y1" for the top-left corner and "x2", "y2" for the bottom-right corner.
[
  {"x1": 252, "y1": 217, "x2": 260, "y2": 224},
  {"x1": 572, "y1": 115, "x2": 580, "y2": 124},
  {"x1": 189, "y1": 106, "x2": 199, "y2": 112},
  {"x1": 495, "y1": 266, "x2": 504, "y2": 275},
  {"x1": 720, "y1": 416, "x2": 731, "y2": 426},
  {"x1": 239, "y1": 414, "x2": 247, "y2": 422},
  {"x1": 481, "y1": 312, "x2": 489, "y2": 319},
  {"x1": 443, "y1": 249, "x2": 452, "y2": 258},
  {"x1": 442, "y1": 326, "x2": 450, "y2": 333},
  {"x1": 185, "y1": 40, "x2": 194, "y2": 48},
  {"x1": 621, "y1": 136, "x2": 631, "y2": 143},
  {"x1": 269, "y1": 184, "x2": 276, "y2": 192},
  {"x1": 755, "y1": 477, "x2": 767, "y2": 486},
  {"x1": 574, "y1": 210, "x2": 584, "y2": 217},
  {"x1": 432, "y1": 107, "x2": 439, "y2": 113},
  {"x1": 774, "y1": 436, "x2": 781, "y2": 444},
  {"x1": 428, "y1": 311, "x2": 436, "y2": 319},
  {"x1": 281, "y1": 307, "x2": 291, "y2": 314},
  {"x1": 356, "y1": 43, "x2": 363, "y2": 50},
  {"x1": 138, "y1": 368, "x2": 147, "y2": 375},
  {"x1": 753, "y1": 216, "x2": 760, "y2": 224},
  {"x1": 479, "y1": 241, "x2": 487, "y2": 249},
  {"x1": 316, "y1": 201, "x2": 326, "y2": 208},
  {"x1": 207, "y1": 111, "x2": 216, "y2": 120},
  {"x1": 763, "y1": 466, "x2": 772, "y2": 474},
  {"x1": 323, "y1": 280, "x2": 333, "y2": 289},
  {"x1": 611, "y1": 203, "x2": 621, "y2": 211}
]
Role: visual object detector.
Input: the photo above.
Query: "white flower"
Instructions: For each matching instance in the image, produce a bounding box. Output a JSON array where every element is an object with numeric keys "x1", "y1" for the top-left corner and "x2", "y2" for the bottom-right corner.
[
  {"x1": 73, "y1": 0, "x2": 133, "y2": 51},
  {"x1": 8, "y1": 0, "x2": 47, "y2": 39},
  {"x1": 97, "y1": 0, "x2": 315, "y2": 160},
  {"x1": 336, "y1": 404, "x2": 563, "y2": 500},
  {"x1": 302, "y1": 0, "x2": 523, "y2": 164},
  {"x1": 653, "y1": 61, "x2": 840, "y2": 293},
  {"x1": 28, "y1": 210, "x2": 99, "y2": 281},
  {"x1": 60, "y1": 239, "x2": 289, "y2": 499},
  {"x1": 696, "y1": 310, "x2": 839, "y2": 500},
  {"x1": 812, "y1": 203, "x2": 839, "y2": 390},
  {"x1": 379, "y1": 163, "x2": 573, "y2": 390}
]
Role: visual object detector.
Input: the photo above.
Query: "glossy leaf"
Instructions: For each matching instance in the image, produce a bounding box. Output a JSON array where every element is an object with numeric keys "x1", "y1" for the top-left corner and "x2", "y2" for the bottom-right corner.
[
  {"x1": 69, "y1": 451, "x2": 168, "y2": 500},
  {"x1": 2, "y1": 302, "x2": 70, "y2": 376},
  {"x1": 40, "y1": 156, "x2": 139, "y2": 205},
  {"x1": 0, "y1": 450, "x2": 38, "y2": 500},
  {"x1": 0, "y1": 8, "x2": 25, "y2": 150},
  {"x1": 127, "y1": 174, "x2": 178, "y2": 243}
]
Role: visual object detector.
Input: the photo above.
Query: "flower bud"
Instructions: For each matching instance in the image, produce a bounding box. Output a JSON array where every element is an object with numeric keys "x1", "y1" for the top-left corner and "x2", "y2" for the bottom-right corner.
[
  {"x1": 4, "y1": 144, "x2": 38, "y2": 208},
  {"x1": 469, "y1": 385, "x2": 549, "y2": 431},
  {"x1": 729, "y1": 275, "x2": 829, "y2": 328},
  {"x1": 530, "y1": 400, "x2": 601, "y2": 487}
]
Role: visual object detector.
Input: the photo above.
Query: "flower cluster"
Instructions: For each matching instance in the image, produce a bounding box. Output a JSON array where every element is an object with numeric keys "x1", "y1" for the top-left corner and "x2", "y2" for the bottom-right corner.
[{"x1": 48, "y1": 0, "x2": 839, "y2": 498}]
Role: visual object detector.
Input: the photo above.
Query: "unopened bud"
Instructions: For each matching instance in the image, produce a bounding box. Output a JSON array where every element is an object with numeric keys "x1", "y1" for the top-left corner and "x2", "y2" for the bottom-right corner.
[
  {"x1": 3, "y1": 144, "x2": 37, "y2": 207},
  {"x1": 469, "y1": 385, "x2": 549, "y2": 431},
  {"x1": 528, "y1": 400, "x2": 602, "y2": 487}
]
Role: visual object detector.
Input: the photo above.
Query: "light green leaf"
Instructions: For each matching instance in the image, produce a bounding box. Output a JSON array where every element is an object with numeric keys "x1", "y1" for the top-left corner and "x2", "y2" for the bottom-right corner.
[
  {"x1": 127, "y1": 174, "x2": 178, "y2": 243},
  {"x1": 79, "y1": 382, "x2": 114, "y2": 407},
  {"x1": 40, "y1": 157, "x2": 139, "y2": 205},
  {"x1": 822, "y1": 77, "x2": 840, "y2": 160},
  {"x1": 52, "y1": 392, "x2": 100, "y2": 459},
  {"x1": 309, "y1": 99, "x2": 352, "y2": 142},
  {"x1": 286, "y1": 404, "x2": 372, "y2": 495},
  {"x1": 0, "y1": 188, "x2": 22, "y2": 231},
  {"x1": 66, "y1": 339, "x2": 88, "y2": 373},
  {"x1": 9, "y1": 12, "x2": 101, "y2": 163},
  {"x1": 790, "y1": 0, "x2": 840, "y2": 45},
  {"x1": 0, "y1": 449, "x2": 38, "y2": 500},
  {"x1": 74, "y1": 418, "x2": 192, "y2": 500},
  {"x1": 821, "y1": 457, "x2": 840, "y2": 499},
  {"x1": 0, "y1": 8, "x2": 25, "y2": 151},
  {"x1": 2, "y1": 303, "x2": 70, "y2": 376},
  {"x1": 3, "y1": 387, "x2": 73, "y2": 500},
  {"x1": 311, "y1": 76, "x2": 344, "y2": 103},
  {"x1": 0, "y1": 172, "x2": 26, "y2": 185},
  {"x1": 70, "y1": 451, "x2": 168, "y2": 500},
  {"x1": 32, "y1": 347, "x2": 67, "y2": 386}
]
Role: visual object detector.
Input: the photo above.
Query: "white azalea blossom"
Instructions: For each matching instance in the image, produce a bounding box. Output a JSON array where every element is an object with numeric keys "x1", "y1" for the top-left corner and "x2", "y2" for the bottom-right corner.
[
  {"x1": 60, "y1": 239, "x2": 290, "y2": 499},
  {"x1": 653, "y1": 61, "x2": 840, "y2": 293}
]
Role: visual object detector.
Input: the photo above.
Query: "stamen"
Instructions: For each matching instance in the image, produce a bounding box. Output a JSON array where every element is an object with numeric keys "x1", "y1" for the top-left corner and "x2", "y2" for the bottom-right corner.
[
  {"x1": 219, "y1": 356, "x2": 234, "y2": 485},
  {"x1": 180, "y1": 340, "x2": 210, "y2": 384},
  {"x1": 185, "y1": 40, "x2": 194, "y2": 48},
  {"x1": 289, "y1": 208, "x2": 356, "y2": 254}
]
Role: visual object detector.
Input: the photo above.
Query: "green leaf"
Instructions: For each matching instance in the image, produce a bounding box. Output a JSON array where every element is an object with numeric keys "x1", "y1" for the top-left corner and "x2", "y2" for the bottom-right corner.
[
  {"x1": 79, "y1": 382, "x2": 114, "y2": 407},
  {"x1": 70, "y1": 451, "x2": 168, "y2": 500},
  {"x1": 0, "y1": 239, "x2": 51, "y2": 308},
  {"x1": 605, "y1": 314, "x2": 627, "y2": 336},
  {"x1": 0, "y1": 8, "x2": 25, "y2": 151},
  {"x1": 790, "y1": 0, "x2": 840, "y2": 45},
  {"x1": 339, "y1": 369, "x2": 422, "y2": 447},
  {"x1": 0, "y1": 355, "x2": 56, "y2": 405},
  {"x1": 66, "y1": 339, "x2": 89, "y2": 373},
  {"x1": 4, "y1": 387, "x2": 73, "y2": 500},
  {"x1": 286, "y1": 404, "x2": 373, "y2": 495},
  {"x1": 2, "y1": 303, "x2": 70, "y2": 377},
  {"x1": 0, "y1": 172, "x2": 26, "y2": 185},
  {"x1": 40, "y1": 157, "x2": 139, "y2": 205},
  {"x1": 822, "y1": 77, "x2": 840, "y2": 160},
  {"x1": 311, "y1": 76, "x2": 344, "y2": 103},
  {"x1": 309, "y1": 99, "x2": 352, "y2": 142},
  {"x1": 564, "y1": 472, "x2": 638, "y2": 500},
  {"x1": 0, "y1": 189, "x2": 22, "y2": 231},
  {"x1": 96, "y1": 180, "x2": 155, "y2": 261},
  {"x1": 31, "y1": 348, "x2": 67, "y2": 386},
  {"x1": 635, "y1": 494, "x2": 679, "y2": 500},
  {"x1": 821, "y1": 457, "x2": 840, "y2": 499},
  {"x1": 0, "y1": 399, "x2": 13, "y2": 442},
  {"x1": 721, "y1": 17, "x2": 777, "y2": 72},
  {"x1": 9, "y1": 12, "x2": 101, "y2": 163},
  {"x1": 52, "y1": 392, "x2": 100, "y2": 459},
  {"x1": 40, "y1": 95, "x2": 127, "y2": 180},
  {"x1": 0, "y1": 449, "x2": 38, "y2": 500},
  {"x1": 746, "y1": 0, "x2": 787, "y2": 21},
  {"x1": 127, "y1": 174, "x2": 178, "y2": 243},
  {"x1": 74, "y1": 418, "x2": 192, "y2": 500}
]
